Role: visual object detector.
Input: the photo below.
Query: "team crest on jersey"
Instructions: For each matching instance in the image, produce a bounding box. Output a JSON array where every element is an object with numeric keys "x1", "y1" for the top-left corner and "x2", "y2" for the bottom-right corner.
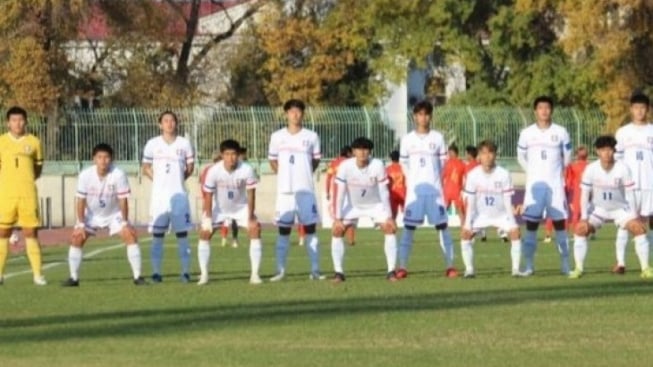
[
  {"x1": 614, "y1": 178, "x2": 622, "y2": 186},
  {"x1": 429, "y1": 143, "x2": 436, "y2": 150},
  {"x1": 23, "y1": 145, "x2": 32, "y2": 153},
  {"x1": 176, "y1": 149, "x2": 185, "y2": 157},
  {"x1": 107, "y1": 184, "x2": 116, "y2": 192},
  {"x1": 494, "y1": 181, "x2": 502, "y2": 189},
  {"x1": 551, "y1": 135, "x2": 559, "y2": 142}
]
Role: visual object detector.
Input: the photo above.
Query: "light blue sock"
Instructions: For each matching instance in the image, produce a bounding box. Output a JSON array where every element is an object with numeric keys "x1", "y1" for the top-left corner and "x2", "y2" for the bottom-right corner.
[
  {"x1": 151, "y1": 236, "x2": 164, "y2": 275},
  {"x1": 522, "y1": 230, "x2": 537, "y2": 271},
  {"x1": 177, "y1": 236, "x2": 191, "y2": 275}
]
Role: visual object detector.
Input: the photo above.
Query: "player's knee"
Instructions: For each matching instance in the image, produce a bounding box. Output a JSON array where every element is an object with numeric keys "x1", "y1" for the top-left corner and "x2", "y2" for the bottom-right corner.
[
  {"x1": 332, "y1": 227, "x2": 345, "y2": 237},
  {"x1": 382, "y1": 224, "x2": 395, "y2": 235},
  {"x1": 509, "y1": 228, "x2": 520, "y2": 240},
  {"x1": 435, "y1": 222, "x2": 448, "y2": 231},
  {"x1": 304, "y1": 224, "x2": 316, "y2": 234},
  {"x1": 122, "y1": 231, "x2": 137, "y2": 244},
  {"x1": 70, "y1": 236, "x2": 85, "y2": 247},
  {"x1": 628, "y1": 220, "x2": 646, "y2": 236},
  {"x1": 461, "y1": 230, "x2": 473, "y2": 241},
  {"x1": 22, "y1": 228, "x2": 37, "y2": 238},
  {"x1": 525, "y1": 221, "x2": 539, "y2": 231},
  {"x1": 278, "y1": 226, "x2": 291, "y2": 236},
  {"x1": 175, "y1": 231, "x2": 188, "y2": 239},
  {"x1": 574, "y1": 221, "x2": 590, "y2": 236},
  {"x1": 553, "y1": 220, "x2": 566, "y2": 231},
  {"x1": 248, "y1": 222, "x2": 261, "y2": 238},
  {"x1": 199, "y1": 230, "x2": 213, "y2": 241}
]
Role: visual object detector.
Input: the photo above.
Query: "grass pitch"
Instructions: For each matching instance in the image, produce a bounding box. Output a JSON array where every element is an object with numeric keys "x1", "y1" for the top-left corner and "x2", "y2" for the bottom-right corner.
[{"x1": 1, "y1": 227, "x2": 652, "y2": 367}]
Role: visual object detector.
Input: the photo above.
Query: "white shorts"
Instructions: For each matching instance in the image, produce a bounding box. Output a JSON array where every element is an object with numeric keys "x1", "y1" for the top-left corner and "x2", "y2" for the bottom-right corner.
[
  {"x1": 522, "y1": 182, "x2": 568, "y2": 222},
  {"x1": 588, "y1": 206, "x2": 637, "y2": 229},
  {"x1": 342, "y1": 203, "x2": 391, "y2": 226},
  {"x1": 403, "y1": 192, "x2": 447, "y2": 226},
  {"x1": 633, "y1": 190, "x2": 653, "y2": 217},
  {"x1": 149, "y1": 192, "x2": 192, "y2": 234},
  {"x1": 275, "y1": 192, "x2": 320, "y2": 227},
  {"x1": 212, "y1": 206, "x2": 249, "y2": 228},
  {"x1": 85, "y1": 212, "x2": 126, "y2": 236},
  {"x1": 468, "y1": 213, "x2": 518, "y2": 233}
]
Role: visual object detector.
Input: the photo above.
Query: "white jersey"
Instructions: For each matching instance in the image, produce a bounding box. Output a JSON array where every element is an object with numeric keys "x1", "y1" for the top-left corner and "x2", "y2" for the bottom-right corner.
[
  {"x1": 399, "y1": 130, "x2": 447, "y2": 195},
  {"x1": 142, "y1": 136, "x2": 194, "y2": 196},
  {"x1": 76, "y1": 165, "x2": 130, "y2": 218},
  {"x1": 203, "y1": 161, "x2": 257, "y2": 214},
  {"x1": 517, "y1": 123, "x2": 571, "y2": 187},
  {"x1": 614, "y1": 123, "x2": 653, "y2": 190},
  {"x1": 464, "y1": 165, "x2": 514, "y2": 218},
  {"x1": 581, "y1": 161, "x2": 634, "y2": 211},
  {"x1": 268, "y1": 127, "x2": 321, "y2": 194},
  {"x1": 335, "y1": 158, "x2": 389, "y2": 212}
]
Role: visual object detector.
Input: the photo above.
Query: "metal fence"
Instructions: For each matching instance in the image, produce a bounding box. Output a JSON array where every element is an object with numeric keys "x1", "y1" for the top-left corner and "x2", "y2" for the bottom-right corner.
[{"x1": 20, "y1": 106, "x2": 606, "y2": 174}]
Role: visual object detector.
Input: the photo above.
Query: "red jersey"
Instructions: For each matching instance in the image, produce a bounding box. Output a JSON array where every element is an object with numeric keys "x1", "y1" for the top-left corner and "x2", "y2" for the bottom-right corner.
[
  {"x1": 464, "y1": 159, "x2": 479, "y2": 177},
  {"x1": 326, "y1": 156, "x2": 347, "y2": 198},
  {"x1": 565, "y1": 159, "x2": 588, "y2": 197},
  {"x1": 442, "y1": 157, "x2": 466, "y2": 198},
  {"x1": 386, "y1": 163, "x2": 406, "y2": 199}
]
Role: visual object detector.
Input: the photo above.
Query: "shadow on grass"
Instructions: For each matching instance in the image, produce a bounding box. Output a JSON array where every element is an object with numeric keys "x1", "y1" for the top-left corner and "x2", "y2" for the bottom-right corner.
[{"x1": 1, "y1": 280, "x2": 652, "y2": 344}]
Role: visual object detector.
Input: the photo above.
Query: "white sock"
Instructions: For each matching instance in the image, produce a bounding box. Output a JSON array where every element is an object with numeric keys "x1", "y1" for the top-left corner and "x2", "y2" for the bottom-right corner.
[
  {"x1": 275, "y1": 234, "x2": 290, "y2": 274},
  {"x1": 461, "y1": 239, "x2": 473, "y2": 274},
  {"x1": 126, "y1": 244, "x2": 141, "y2": 279},
  {"x1": 178, "y1": 236, "x2": 191, "y2": 275},
  {"x1": 331, "y1": 237, "x2": 345, "y2": 274},
  {"x1": 616, "y1": 228, "x2": 629, "y2": 267},
  {"x1": 510, "y1": 239, "x2": 521, "y2": 272},
  {"x1": 250, "y1": 239, "x2": 262, "y2": 276},
  {"x1": 438, "y1": 228, "x2": 454, "y2": 268},
  {"x1": 305, "y1": 233, "x2": 320, "y2": 274},
  {"x1": 384, "y1": 234, "x2": 397, "y2": 272},
  {"x1": 151, "y1": 236, "x2": 164, "y2": 275},
  {"x1": 398, "y1": 229, "x2": 415, "y2": 269},
  {"x1": 573, "y1": 235, "x2": 588, "y2": 271},
  {"x1": 197, "y1": 240, "x2": 210, "y2": 277},
  {"x1": 68, "y1": 246, "x2": 82, "y2": 281},
  {"x1": 555, "y1": 230, "x2": 569, "y2": 272},
  {"x1": 523, "y1": 230, "x2": 537, "y2": 271},
  {"x1": 634, "y1": 234, "x2": 650, "y2": 271}
]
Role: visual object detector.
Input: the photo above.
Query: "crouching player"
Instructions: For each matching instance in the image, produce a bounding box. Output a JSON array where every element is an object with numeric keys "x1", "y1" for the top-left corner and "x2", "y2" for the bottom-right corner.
[
  {"x1": 199, "y1": 139, "x2": 262, "y2": 285},
  {"x1": 63, "y1": 143, "x2": 145, "y2": 286},
  {"x1": 460, "y1": 140, "x2": 523, "y2": 277},
  {"x1": 570, "y1": 135, "x2": 652, "y2": 279},
  {"x1": 331, "y1": 137, "x2": 398, "y2": 282}
]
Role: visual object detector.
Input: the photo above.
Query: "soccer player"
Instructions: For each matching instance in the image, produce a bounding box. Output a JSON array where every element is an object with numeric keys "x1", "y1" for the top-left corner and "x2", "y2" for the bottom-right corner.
[
  {"x1": 613, "y1": 93, "x2": 653, "y2": 274},
  {"x1": 198, "y1": 139, "x2": 262, "y2": 285},
  {"x1": 397, "y1": 100, "x2": 457, "y2": 279},
  {"x1": 268, "y1": 99, "x2": 323, "y2": 281},
  {"x1": 142, "y1": 111, "x2": 195, "y2": 283},
  {"x1": 460, "y1": 140, "x2": 523, "y2": 277},
  {"x1": 570, "y1": 135, "x2": 652, "y2": 279},
  {"x1": 518, "y1": 96, "x2": 572, "y2": 276},
  {"x1": 442, "y1": 144, "x2": 466, "y2": 224},
  {"x1": 325, "y1": 145, "x2": 356, "y2": 245},
  {"x1": 0, "y1": 106, "x2": 46, "y2": 285},
  {"x1": 463, "y1": 145, "x2": 479, "y2": 174},
  {"x1": 565, "y1": 146, "x2": 589, "y2": 230},
  {"x1": 331, "y1": 137, "x2": 397, "y2": 282},
  {"x1": 63, "y1": 143, "x2": 145, "y2": 286},
  {"x1": 386, "y1": 150, "x2": 406, "y2": 220}
]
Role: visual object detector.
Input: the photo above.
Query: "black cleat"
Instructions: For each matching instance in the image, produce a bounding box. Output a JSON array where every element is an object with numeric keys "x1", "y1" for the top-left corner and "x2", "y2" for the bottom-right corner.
[
  {"x1": 152, "y1": 273, "x2": 163, "y2": 283},
  {"x1": 61, "y1": 278, "x2": 79, "y2": 287},
  {"x1": 133, "y1": 277, "x2": 147, "y2": 285},
  {"x1": 332, "y1": 272, "x2": 346, "y2": 283}
]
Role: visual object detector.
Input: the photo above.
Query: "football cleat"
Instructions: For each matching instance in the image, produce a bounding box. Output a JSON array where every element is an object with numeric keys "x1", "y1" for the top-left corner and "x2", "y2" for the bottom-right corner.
[
  {"x1": 332, "y1": 272, "x2": 346, "y2": 283},
  {"x1": 463, "y1": 271, "x2": 475, "y2": 279},
  {"x1": 568, "y1": 268, "x2": 583, "y2": 279},
  {"x1": 309, "y1": 272, "x2": 326, "y2": 281},
  {"x1": 612, "y1": 264, "x2": 626, "y2": 275},
  {"x1": 386, "y1": 270, "x2": 398, "y2": 282},
  {"x1": 269, "y1": 272, "x2": 285, "y2": 282},
  {"x1": 197, "y1": 274, "x2": 209, "y2": 286},
  {"x1": 34, "y1": 276, "x2": 47, "y2": 286},
  {"x1": 231, "y1": 240, "x2": 239, "y2": 248},
  {"x1": 641, "y1": 268, "x2": 653, "y2": 279},
  {"x1": 181, "y1": 273, "x2": 191, "y2": 283},
  {"x1": 395, "y1": 268, "x2": 408, "y2": 279},
  {"x1": 61, "y1": 278, "x2": 79, "y2": 287},
  {"x1": 133, "y1": 277, "x2": 147, "y2": 285},
  {"x1": 543, "y1": 236, "x2": 552, "y2": 243},
  {"x1": 249, "y1": 274, "x2": 262, "y2": 285},
  {"x1": 445, "y1": 267, "x2": 459, "y2": 278},
  {"x1": 151, "y1": 273, "x2": 163, "y2": 283}
]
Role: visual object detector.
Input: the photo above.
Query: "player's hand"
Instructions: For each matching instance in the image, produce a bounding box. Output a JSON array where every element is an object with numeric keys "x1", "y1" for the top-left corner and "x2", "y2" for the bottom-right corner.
[
  {"x1": 333, "y1": 219, "x2": 345, "y2": 233},
  {"x1": 200, "y1": 215, "x2": 213, "y2": 232}
]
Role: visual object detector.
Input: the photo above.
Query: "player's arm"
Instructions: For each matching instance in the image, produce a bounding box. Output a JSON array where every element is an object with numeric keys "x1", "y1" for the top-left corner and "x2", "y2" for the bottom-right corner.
[
  {"x1": 325, "y1": 165, "x2": 334, "y2": 200},
  {"x1": 399, "y1": 140, "x2": 409, "y2": 174},
  {"x1": 623, "y1": 166, "x2": 637, "y2": 210},
  {"x1": 462, "y1": 176, "x2": 476, "y2": 229},
  {"x1": 76, "y1": 197, "x2": 87, "y2": 227},
  {"x1": 268, "y1": 134, "x2": 279, "y2": 174},
  {"x1": 246, "y1": 170, "x2": 258, "y2": 221},
  {"x1": 118, "y1": 198, "x2": 129, "y2": 224},
  {"x1": 517, "y1": 131, "x2": 528, "y2": 172},
  {"x1": 184, "y1": 143, "x2": 195, "y2": 180},
  {"x1": 142, "y1": 141, "x2": 154, "y2": 180},
  {"x1": 200, "y1": 177, "x2": 215, "y2": 231},
  {"x1": 579, "y1": 170, "x2": 592, "y2": 221},
  {"x1": 376, "y1": 166, "x2": 392, "y2": 219},
  {"x1": 503, "y1": 175, "x2": 515, "y2": 216},
  {"x1": 614, "y1": 130, "x2": 624, "y2": 161},
  {"x1": 561, "y1": 130, "x2": 572, "y2": 167},
  {"x1": 34, "y1": 139, "x2": 44, "y2": 179},
  {"x1": 116, "y1": 172, "x2": 131, "y2": 226},
  {"x1": 311, "y1": 136, "x2": 322, "y2": 173},
  {"x1": 184, "y1": 162, "x2": 194, "y2": 180},
  {"x1": 333, "y1": 174, "x2": 347, "y2": 232}
]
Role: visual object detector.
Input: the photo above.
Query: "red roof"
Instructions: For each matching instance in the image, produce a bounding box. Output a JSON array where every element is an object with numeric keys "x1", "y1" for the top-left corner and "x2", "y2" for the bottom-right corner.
[{"x1": 79, "y1": 0, "x2": 252, "y2": 41}]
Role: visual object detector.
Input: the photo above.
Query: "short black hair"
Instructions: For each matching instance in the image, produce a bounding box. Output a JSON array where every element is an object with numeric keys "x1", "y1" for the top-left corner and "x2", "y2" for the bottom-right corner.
[
  {"x1": 412, "y1": 100, "x2": 433, "y2": 115},
  {"x1": 350, "y1": 137, "x2": 374, "y2": 151},
  {"x1": 283, "y1": 99, "x2": 306, "y2": 112},
  {"x1": 477, "y1": 140, "x2": 497, "y2": 153},
  {"x1": 239, "y1": 147, "x2": 247, "y2": 155},
  {"x1": 594, "y1": 135, "x2": 617, "y2": 150},
  {"x1": 465, "y1": 145, "x2": 478, "y2": 159},
  {"x1": 6, "y1": 106, "x2": 27, "y2": 120},
  {"x1": 448, "y1": 144, "x2": 459, "y2": 155},
  {"x1": 630, "y1": 93, "x2": 650, "y2": 106},
  {"x1": 220, "y1": 139, "x2": 241, "y2": 153},
  {"x1": 92, "y1": 143, "x2": 114, "y2": 158},
  {"x1": 389, "y1": 150, "x2": 400, "y2": 162},
  {"x1": 339, "y1": 145, "x2": 352, "y2": 157},
  {"x1": 533, "y1": 96, "x2": 554, "y2": 109},
  {"x1": 158, "y1": 110, "x2": 179, "y2": 124}
]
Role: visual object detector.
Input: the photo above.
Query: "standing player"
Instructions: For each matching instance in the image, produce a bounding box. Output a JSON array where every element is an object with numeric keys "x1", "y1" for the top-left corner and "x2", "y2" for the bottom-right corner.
[
  {"x1": 325, "y1": 145, "x2": 355, "y2": 245},
  {"x1": 397, "y1": 101, "x2": 457, "y2": 279},
  {"x1": 463, "y1": 145, "x2": 479, "y2": 174},
  {"x1": 198, "y1": 140, "x2": 262, "y2": 285},
  {"x1": 268, "y1": 99, "x2": 323, "y2": 281},
  {"x1": 517, "y1": 96, "x2": 572, "y2": 276},
  {"x1": 331, "y1": 137, "x2": 397, "y2": 282},
  {"x1": 565, "y1": 146, "x2": 589, "y2": 231},
  {"x1": 460, "y1": 140, "x2": 523, "y2": 277},
  {"x1": 442, "y1": 144, "x2": 466, "y2": 224},
  {"x1": 613, "y1": 93, "x2": 653, "y2": 274},
  {"x1": 0, "y1": 106, "x2": 46, "y2": 285},
  {"x1": 142, "y1": 111, "x2": 195, "y2": 283},
  {"x1": 386, "y1": 150, "x2": 406, "y2": 220},
  {"x1": 63, "y1": 143, "x2": 145, "y2": 286},
  {"x1": 570, "y1": 135, "x2": 652, "y2": 279}
]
